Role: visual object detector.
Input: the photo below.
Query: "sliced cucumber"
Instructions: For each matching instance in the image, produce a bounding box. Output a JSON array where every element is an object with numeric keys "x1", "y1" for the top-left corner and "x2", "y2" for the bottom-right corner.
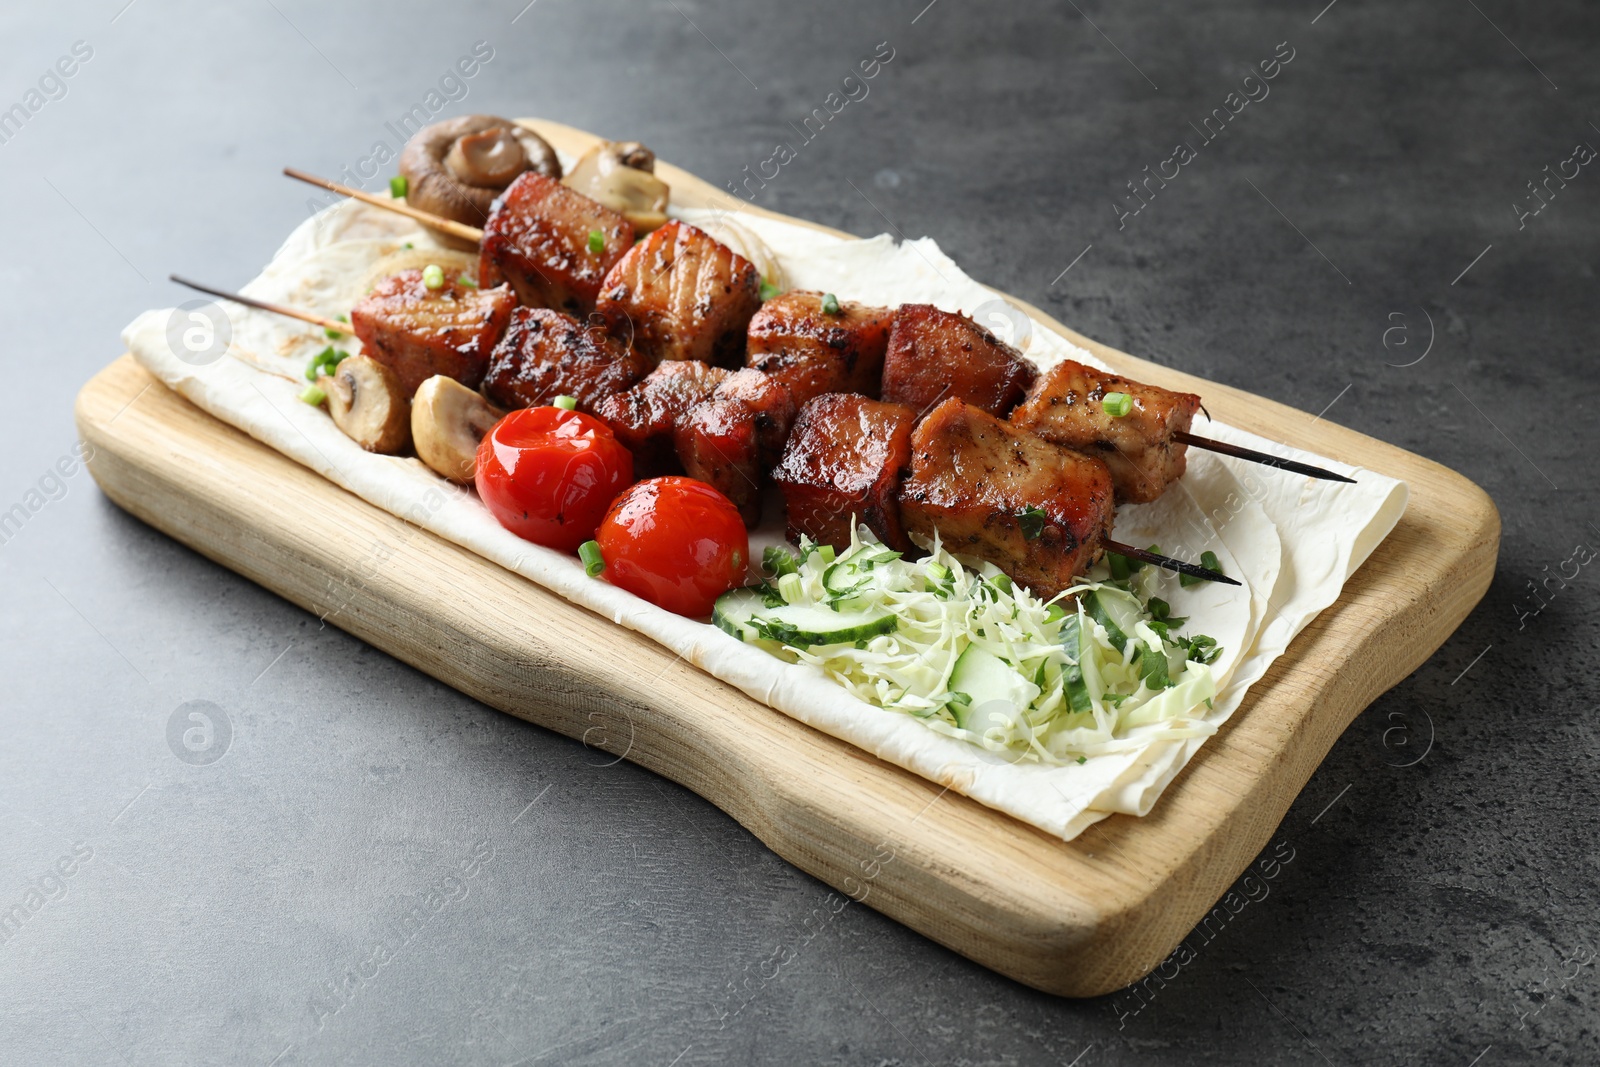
[
  {"x1": 948, "y1": 645, "x2": 1039, "y2": 732},
  {"x1": 1082, "y1": 588, "x2": 1143, "y2": 654},
  {"x1": 713, "y1": 586, "x2": 774, "y2": 642},
  {"x1": 712, "y1": 586, "x2": 896, "y2": 648}
]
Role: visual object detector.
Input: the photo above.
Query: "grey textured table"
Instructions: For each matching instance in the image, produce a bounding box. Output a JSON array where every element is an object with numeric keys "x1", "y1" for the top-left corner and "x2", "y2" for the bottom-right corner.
[{"x1": 3, "y1": 1, "x2": 1596, "y2": 1063}]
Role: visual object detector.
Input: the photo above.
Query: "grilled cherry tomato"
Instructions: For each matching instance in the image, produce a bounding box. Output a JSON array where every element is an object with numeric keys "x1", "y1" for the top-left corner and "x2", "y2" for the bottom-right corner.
[
  {"x1": 475, "y1": 406, "x2": 633, "y2": 552},
  {"x1": 593, "y1": 477, "x2": 749, "y2": 617}
]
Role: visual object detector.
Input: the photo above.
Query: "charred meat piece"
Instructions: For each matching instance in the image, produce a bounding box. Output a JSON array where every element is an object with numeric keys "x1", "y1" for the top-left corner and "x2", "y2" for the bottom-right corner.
[
  {"x1": 900, "y1": 398, "x2": 1114, "y2": 598},
  {"x1": 772, "y1": 394, "x2": 916, "y2": 552},
  {"x1": 478, "y1": 172, "x2": 634, "y2": 314},
  {"x1": 1010, "y1": 359, "x2": 1201, "y2": 504},
  {"x1": 596, "y1": 221, "x2": 762, "y2": 369},
  {"x1": 712, "y1": 368, "x2": 795, "y2": 469},
  {"x1": 674, "y1": 398, "x2": 765, "y2": 526},
  {"x1": 745, "y1": 291, "x2": 893, "y2": 407},
  {"x1": 594, "y1": 360, "x2": 729, "y2": 474},
  {"x1": 881, "y1": 304, "x2": 1037, "y2": 418},
  {"x1": 481, "y1": 307, "x2": 649, "y2": 415},
  {"x1": 670, "y1": 369, "x2": 796, "y2": 526},
  {"x1": 350, "y1": 270, "x2": 515, "y2": 397}
]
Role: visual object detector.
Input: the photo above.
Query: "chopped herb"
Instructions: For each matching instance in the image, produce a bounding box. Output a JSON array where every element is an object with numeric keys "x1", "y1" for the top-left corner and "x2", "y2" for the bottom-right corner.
[
  {"x1": 1018, "y1": 505, "x2": 1047, "y2": 540},
  {"x1": 403, "y1": 242, "x2": 413, "y2": 250},
  {"x1": 1102, "y1": 392, "x2": 1133, "y2": 417},
  {"x1": 421, "y1": 263, "x2": 445, "y2": 290},
  {"x1": 579, "y1": 540, "x2": 606, "y2": 577},
  {"x1": 587, "y1": 229, "x2": 605, "y2": 254},
  {"x1": 820, "y1": 292, "x2": 842, "y2": 316},
  {"x1": 759, "y1": 279, "x2": 781, "y2": 301},
  {"x1": 457, "y1": 275, "x2": 478, "y2": 288},
  {"x1": 777, "y1": 572, "x2": 804, "y2": 604},
  {"x1": 298, "y1": 385, "x2": 326, "y2": 407},
  {"x1": 390, "y1": 175, "x2": 408, "y2": 199},
  {"x1": 1076, "y1": 755, "x2": 1087, "y2": 765}
]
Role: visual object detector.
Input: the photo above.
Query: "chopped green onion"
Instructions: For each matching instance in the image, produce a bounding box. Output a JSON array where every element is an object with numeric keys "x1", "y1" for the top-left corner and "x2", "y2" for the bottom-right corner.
[
  {"x1": 759, "y1": 279, "x2": 781, "y2": 301},
  {"x1": 422, "y1": 263, "x2": 445, "y2": 290},
  {"x1": 777, "y1": 572, "x2": 804, "y2": 605},
  {"x1": 820, "y1": 292, "x2": 842, "y2": 316},
  {"x1": 1102, "y1": 392, "x2": 1133, "y2": 417},
  {"x1": 1076, "y1": 755, "x2": 1088, "y2": 765},
  {"x1": 1180, "y1": 550, "x2": 1225, "y2": 588},
  {"x1": 298, "y1": 385, "x2": 326, "y2": 407},
  {"x1": 324, "y1": 313, "x2": 348, "y2": 339},
  {"x1": 579, "y1": 540, "x2": 606, "y2": 577},
  {"x1": 763, "y1": 545, "x2": 800, "y2": 578},
  {"x1": 402, "y1": 241, "x2": 413, "y2": 250},
  {"x1": 587, "y1": 229, "x2": 605, "y2": 254},
  {"x1": 457, "y1": 275, "x2": 478, "y2": 288},
  {"x1": 1044, "y1": 603, "x2": 1067, "y2": 625},
  {"x1": 305, "y1": 346, "x2": 349, "y2": 381},
  {"x1": 987, "y1": 574, "x2": 1014, "y2": 596},
  {"x1": 552, "y1": 395, "x2": 578, "y2": 411},
  {"x1": 390, "y1": 175, "x2": 408, "y2": 199}
]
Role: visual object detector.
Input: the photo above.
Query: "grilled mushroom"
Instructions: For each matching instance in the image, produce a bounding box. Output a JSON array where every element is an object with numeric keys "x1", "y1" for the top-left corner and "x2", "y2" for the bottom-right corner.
[
  {"x1": 562, "y1": 141, "x2": 670, "y2": 233},
  {"x1": 410, "y1": 375, "x2": 504, "y2": 483},
  {"x1": 399, "y1": 115, "x2": 561, "y2": 250},
  {"x1": 322, "y1": 356, "x2": 410, "y2": 454}
]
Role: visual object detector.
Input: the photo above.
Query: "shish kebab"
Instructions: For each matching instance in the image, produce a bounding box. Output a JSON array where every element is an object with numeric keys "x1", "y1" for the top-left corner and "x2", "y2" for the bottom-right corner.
[
  {"x1": 173, "y1": 130, "x2": 1356, "y2": 595},
  {"x1": 283, "y1": 157, "x2": 1351, "y2": 492}
]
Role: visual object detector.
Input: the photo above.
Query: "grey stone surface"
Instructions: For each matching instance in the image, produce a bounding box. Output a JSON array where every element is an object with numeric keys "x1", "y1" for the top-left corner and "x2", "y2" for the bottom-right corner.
[{"x1": 1, "y1": 0, "x2": 1596, "y2": 1063}]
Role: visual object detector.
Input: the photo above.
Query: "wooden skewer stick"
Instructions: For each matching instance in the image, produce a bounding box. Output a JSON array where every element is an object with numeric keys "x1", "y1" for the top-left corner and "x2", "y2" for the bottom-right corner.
[
  {"x1": 170, "y1": 274, "x2": 348, "y2": 335},
  {"x1": 1104, "y1": 540, "x2": 1241, "y2": 586},
  {"x1": 283, "y1": 166, "x2": 486, "y2": 243},
  {"x1": 1174, "y1": 431, "x2": 1355, "y2": 484}
]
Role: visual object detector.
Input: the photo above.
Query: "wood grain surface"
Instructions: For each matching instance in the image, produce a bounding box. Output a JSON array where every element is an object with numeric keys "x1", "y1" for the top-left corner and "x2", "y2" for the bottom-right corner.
[{"x1": 74, "y1": 120, "x2": 1500, "y2": 996}]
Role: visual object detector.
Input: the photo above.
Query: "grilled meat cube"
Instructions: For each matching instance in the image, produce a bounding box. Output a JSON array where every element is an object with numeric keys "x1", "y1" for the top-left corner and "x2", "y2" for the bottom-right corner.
[
  {"x1": 1010, "y1": 359, "x2": 1201, "y2": 504},
  {"x1": 881, "y1": 304, "x2": 1037, "y2": 418},
  {"x1": 669, "y1": 370, "x2": 796, "y2": 526},
  {"x1": 596, "y1": 221, "x2": 761, "y2": 369},
  {"x1": 478, "y1": 172, "x2": 634, "y2": 315},
  {"x1": 593, "y1": 360, "x2": 729, "y2": 474},
  {"x1": 481, "y1": 307, "x2": 649, "y2": 415},
  {"x1": 712, "y1": 368, "x2": 795, "y2": 468},
  {"x1": 350, "y1": 270, "x2": 515, "y2": 397},
  {"x1": 772, "y1": 394, "x2": 916, "y2": 552},
  {"x1": 674, "y1": 398, "x2": 765, "y2": 526},
  {"x1": 900, "y1": 398, "x2": 1114, "y2": 598},
  {"x1": 745, "y1": 290, "x2": 893, "y2": 407}
]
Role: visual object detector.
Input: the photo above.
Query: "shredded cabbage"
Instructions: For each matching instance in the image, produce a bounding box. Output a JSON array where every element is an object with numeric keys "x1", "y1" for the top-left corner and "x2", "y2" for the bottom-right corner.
[{"x1": 746, "y1": 527, "x2": 1224, "y2": 765}]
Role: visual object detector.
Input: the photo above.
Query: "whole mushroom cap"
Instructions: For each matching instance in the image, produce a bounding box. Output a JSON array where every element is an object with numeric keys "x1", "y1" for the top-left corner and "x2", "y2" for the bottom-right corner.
[
  {"x1": 411, "y1": 375, "x2": 504, "y2": 484},
  {"x1": 399, "y1": 115, "x2": 561, "y2": 250}
]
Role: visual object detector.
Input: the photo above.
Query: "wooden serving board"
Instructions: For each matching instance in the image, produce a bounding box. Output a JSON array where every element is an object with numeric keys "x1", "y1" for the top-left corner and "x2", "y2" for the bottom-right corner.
[{"x1": 75, "y1": 121, "x2": 1499, "y2": 996}]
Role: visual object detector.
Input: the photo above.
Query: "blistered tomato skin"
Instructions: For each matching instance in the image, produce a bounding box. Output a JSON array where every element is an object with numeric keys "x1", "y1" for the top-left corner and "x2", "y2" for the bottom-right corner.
[
  {"x1": 595, "y1": 477, "x2": 750, "y2": 617},
  {"x1": 475, "y1": 407, "x2": 634, "y2": 552}
]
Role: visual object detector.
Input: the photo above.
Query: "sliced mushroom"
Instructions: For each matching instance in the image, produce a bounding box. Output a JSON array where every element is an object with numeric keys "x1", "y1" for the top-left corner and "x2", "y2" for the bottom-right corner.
[
  {"x1": 562, "y1": 141, "x2": 671, "y2": 233},
  {"x1": 399, "y1": 115, "x2": 561, "y2": 250},
  {"x1": 321, "y1": 356, "x2": 410, "y2": 454},
  {"x1": 410, "y1": 375, "x2": 504, "y2": 484}
]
